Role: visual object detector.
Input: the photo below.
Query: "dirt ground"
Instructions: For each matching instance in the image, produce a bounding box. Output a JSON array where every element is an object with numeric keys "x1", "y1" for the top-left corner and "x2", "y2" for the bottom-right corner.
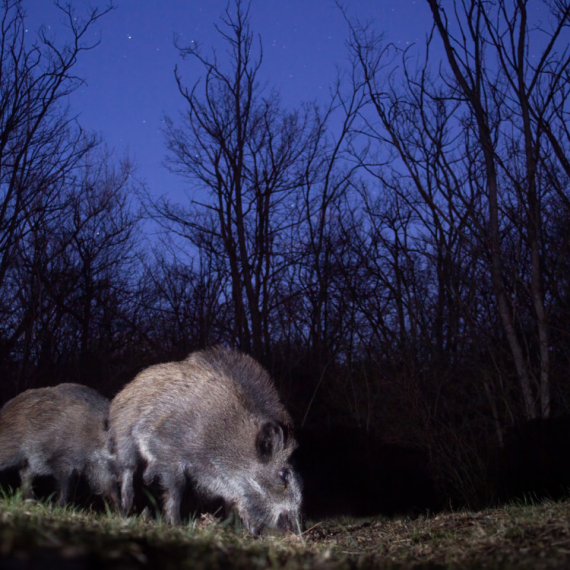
[{"x1": 304, "y1": 500, "x2": 570, "y2": 568}]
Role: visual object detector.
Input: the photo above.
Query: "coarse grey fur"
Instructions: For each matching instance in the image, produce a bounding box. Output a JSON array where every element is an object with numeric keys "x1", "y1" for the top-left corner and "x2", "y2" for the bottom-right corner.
[
  {"x1": 109, "y1": 345, "x2": 302, "y2": 535},
  {"x1": 0, "y1": 383, "x2": 118, "y2": 505}
]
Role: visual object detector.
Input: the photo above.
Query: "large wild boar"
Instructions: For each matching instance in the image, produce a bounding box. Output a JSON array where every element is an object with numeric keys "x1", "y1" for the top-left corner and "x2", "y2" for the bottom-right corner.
[
  {"x1": 109, "y1": 345, "x2": 302, "y2": 535},
  {"x1": 0, "y1": 383, "x2": 118, "y2": 505}
]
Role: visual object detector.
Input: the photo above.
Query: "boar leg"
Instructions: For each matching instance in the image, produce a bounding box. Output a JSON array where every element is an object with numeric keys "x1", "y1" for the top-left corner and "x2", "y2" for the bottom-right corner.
[
  {"x1": 120, "y1": 467, "x2": 135, "y2": 514},
  {"x1": 19, "y1": 466, "x2": 34, "y2": 500},
  {"x1": 160, "y1": 471, "x2": 185, "y2": 525},
  {"x1": 142, "y1": 462, "x2": 157, "y2": 486},
  {"x1": 104, "y1": 478, "x2": 121, "y2": 509},
  {"x1": 109, "y1": 485, "x2": 120, "y2": 509},
  {"x1": 86, "y1": 459, "x2": 120, "y2": 508},
  {"x1": 115, "y1": 436, "x2": 139, "y2": 514},
  {"x1": 53, "y1": 469, "x2": 71, "y2": 505}
]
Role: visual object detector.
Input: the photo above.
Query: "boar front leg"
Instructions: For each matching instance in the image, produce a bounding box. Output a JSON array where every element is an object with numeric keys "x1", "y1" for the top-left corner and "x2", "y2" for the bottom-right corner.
[
  {"x1": 120, "y1": 467, "x2": 135, "y2": 514},
  {"x1": 106, "y1": 480, "x2": 121, "y2": 509},
  {"x1": 116, "y1": 441, "x2": 138, "y2": 514}
]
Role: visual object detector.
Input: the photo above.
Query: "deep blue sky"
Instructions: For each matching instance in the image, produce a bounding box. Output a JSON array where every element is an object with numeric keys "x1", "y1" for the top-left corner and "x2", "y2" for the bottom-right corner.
[{"x1": 27, "y1": 1, "x2": 433, "y2": 199}]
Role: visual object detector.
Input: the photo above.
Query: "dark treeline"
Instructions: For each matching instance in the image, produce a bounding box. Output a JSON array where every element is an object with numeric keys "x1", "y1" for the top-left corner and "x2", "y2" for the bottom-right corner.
[{"x1": 2, "y1": 0, "x2": 570, "y2": 510}]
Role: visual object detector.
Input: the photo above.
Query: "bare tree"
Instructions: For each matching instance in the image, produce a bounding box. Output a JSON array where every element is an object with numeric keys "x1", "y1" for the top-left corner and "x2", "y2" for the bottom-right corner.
[
  {"x1": 293, "y1": 71, "x2": 366, "y2": 368},
  {"x1": 139, "y1": 245, "x2": 228, "y2": 359},
  {"x1": 345, "y1": 0, "x2": 570, "y2": 423},
  {"x1": 10, "y1": 147, "x2": 138, "y2": 391},
  {"x1": 0, "y1": 0, "x2": 113, "y2": 379},
  {"x1": 425, "y1": 0, "x2": 570, "y2": 420},
  {"x1": 160, "y1": 0, "x2": 318, "y2": 359}
]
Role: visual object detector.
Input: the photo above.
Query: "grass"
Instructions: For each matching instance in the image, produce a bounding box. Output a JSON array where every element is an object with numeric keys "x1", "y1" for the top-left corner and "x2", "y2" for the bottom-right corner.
[{"x1": 1, "y1": 490, "x2": 570, "y2": 568}]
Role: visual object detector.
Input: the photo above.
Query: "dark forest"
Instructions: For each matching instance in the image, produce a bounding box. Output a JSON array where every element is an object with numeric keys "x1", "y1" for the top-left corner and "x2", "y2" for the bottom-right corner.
[{"x1": 2, "y1": 0, "x2": 570, "y2": 516}]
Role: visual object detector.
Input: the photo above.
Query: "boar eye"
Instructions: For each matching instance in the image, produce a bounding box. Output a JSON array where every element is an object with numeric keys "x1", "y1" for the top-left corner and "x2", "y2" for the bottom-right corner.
[{"x1": 279, "y1": 469, "x2": 290, "y2": 484}]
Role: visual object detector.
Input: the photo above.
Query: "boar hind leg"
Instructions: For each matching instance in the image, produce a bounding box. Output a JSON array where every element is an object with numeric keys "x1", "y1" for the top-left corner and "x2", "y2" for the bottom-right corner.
[
  {"x1": 19, "y1": 466, "x2": 34, "y2": 500},
  {"x1": 53, "y1": 469, "x2": 72, "y2": 505},
  {"x1": 160, "y1": 471, "x2": 185, "y2": 525}
]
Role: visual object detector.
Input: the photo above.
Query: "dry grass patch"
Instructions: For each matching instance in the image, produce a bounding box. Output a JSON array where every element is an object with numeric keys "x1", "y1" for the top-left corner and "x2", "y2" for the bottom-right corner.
[{"x1": 1, "y1": 491, "x2": 570, "y2": 568}]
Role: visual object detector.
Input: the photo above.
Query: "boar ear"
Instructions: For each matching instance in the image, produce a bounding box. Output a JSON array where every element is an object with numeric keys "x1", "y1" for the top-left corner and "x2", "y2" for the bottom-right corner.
[{"x1": 256, "y1": 421, "x2": 285, "y2": 460}]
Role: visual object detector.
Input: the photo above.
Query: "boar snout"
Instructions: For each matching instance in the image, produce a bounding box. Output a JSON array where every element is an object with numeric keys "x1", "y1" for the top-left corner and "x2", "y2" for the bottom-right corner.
[{"x1": 277, "y1": 510, "x2": 300, "y2": 534}]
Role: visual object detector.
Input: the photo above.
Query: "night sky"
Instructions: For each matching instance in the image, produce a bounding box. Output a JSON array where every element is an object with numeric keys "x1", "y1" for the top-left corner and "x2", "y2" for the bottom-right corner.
[{"x1": 27, "y1": 1, "x2": 433, "y2": 200}]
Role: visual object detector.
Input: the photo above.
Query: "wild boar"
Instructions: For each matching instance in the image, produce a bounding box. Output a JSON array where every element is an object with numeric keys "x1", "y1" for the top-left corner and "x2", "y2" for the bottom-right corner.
[
  {"x1": 0, "y1": 383, "x2": 118, "y2": 506},
  {"x1": 109, "y1": 345, "x2": 302, "y2": 535}
]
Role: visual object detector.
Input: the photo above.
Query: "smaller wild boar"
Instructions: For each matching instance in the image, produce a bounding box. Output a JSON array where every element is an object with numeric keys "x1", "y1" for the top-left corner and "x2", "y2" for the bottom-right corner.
[
  {"x1": 109, "y1": 346, "x2": 302, "y2": 535},
  {"x1": 0, "y1": 383, "x2": 118, "y2": 505}
]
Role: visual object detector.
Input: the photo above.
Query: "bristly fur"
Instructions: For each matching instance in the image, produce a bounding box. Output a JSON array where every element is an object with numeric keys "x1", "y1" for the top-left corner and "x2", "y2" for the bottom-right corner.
[
  {"x1": 0, "y1": 383, "x2": 118, "y2": 505},
  {"x1": 109, "y1": 345, "x2": 302, "y2": 534}
]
